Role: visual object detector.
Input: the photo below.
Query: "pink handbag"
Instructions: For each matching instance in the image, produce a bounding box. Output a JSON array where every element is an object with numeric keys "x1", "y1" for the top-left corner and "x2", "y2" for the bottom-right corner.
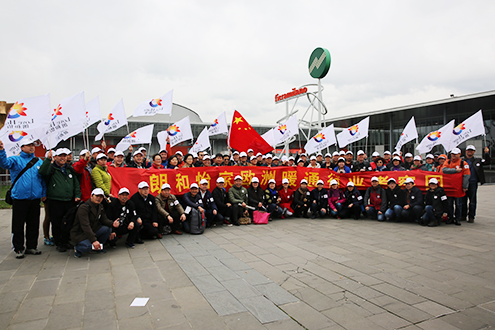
[{"x1": 253, "y1": 210, "x2": 269, "y2": 224}]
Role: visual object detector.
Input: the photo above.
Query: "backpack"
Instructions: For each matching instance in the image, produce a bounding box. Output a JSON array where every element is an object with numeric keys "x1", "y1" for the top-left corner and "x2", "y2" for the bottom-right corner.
[
  {"x1": 61, "y1": 201, "x2": 84, "y2": 241},
  {"x1": 189, "y1": 208, "x2": 205, "y2": 235}
]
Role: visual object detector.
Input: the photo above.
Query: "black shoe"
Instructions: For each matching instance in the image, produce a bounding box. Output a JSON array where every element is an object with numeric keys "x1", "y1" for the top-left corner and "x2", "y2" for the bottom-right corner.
[
  {"x1": 25, "y1": 249, "x2": 42, "y2": 255},
  {"x1": 135, "y1": 238, "x2": 144, "y2": 244},
  {"x1": 56, "y1": 245, "x2": 67, "y2": 253},
  {"x1": 454, "y1": 219, "x2": 461, "y2": 226},
  {"x1": 125, "y1": 242, "x2": 135, "y2": 249},
  {"x1": 427, "y1": 220, "x2": 438, "y2": 227},
  {"x1": 74, "y1": 250, "x2": 82, "y2": 258},
  {"x1": 233, "y1": 221, "x2": 240, "y2": 226},
  {"x1": 468, "y1": 217, "x2": 474, "y2": 223},
  {"x1": 15, "y1": 251, "x2": 24, "y2": 259}
]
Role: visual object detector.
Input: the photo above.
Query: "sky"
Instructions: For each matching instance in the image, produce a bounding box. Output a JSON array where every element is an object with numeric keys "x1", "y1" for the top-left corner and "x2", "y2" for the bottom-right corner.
[{"x1": 1, "y1": 0, "x2": 495, "y2": 127}]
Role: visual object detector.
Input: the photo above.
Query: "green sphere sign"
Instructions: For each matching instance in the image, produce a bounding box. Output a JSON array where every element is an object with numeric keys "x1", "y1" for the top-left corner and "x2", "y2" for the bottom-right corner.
[{"x1": 308, "y1": 47, "x2": 331, "y2": 79}]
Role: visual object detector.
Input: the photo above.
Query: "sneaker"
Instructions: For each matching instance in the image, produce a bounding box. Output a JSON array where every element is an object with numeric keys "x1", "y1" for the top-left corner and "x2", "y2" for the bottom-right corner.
[
  {"x1": 56, "y1": 245, "x2": 67, "y2": 253},
  {"x1": 135, "y1": 238, "x2": 144, "y2": 244},
  {"x1": 44, "y1": 238, "x2": 54, "y2": 246},
  {"x1": 96, "y1": 249, "x2": 107, "y2": 254},
  {"x1": 454, "y1": 219, "x2": 462, "y2": 226},
  {"x1": 74, "y1": 250, "x2": 82, "y2": 258},
  {"x1": 15, "y1": 251, "x2": 24, "y2": 259},
  {"x1": 125, "y1": 242, "x2": 135, "y2": 249},
  {"x1": 223, "y1": 219, "x2": 233, "y2": 227},
  {"x1": 24, "y1": 249, "x2": 42, "y2": 255}
]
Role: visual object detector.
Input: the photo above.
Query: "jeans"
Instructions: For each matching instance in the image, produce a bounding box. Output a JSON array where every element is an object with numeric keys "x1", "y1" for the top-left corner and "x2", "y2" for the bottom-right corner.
[
  {"x1": 401, "y1": 205, "x2": 424, "y2": 222},
  {"x1": 385, "y1": 205, "x2": 403, "y2": 221},
  {"x1": 423, "y1": 205, "x2": 437, "y2": 223},
  {"x1": 75, "y1": 226, "x2": 111, "y2": 254},
  {"x1": 462, "y1": 182, "x2": 478, "y2": 219},
  {"x1": 311, "y1": 203, "x2": 327, "y2": 218},
  {"x1": 330, "y1": 203, "x2": 343, "y2": 217},
  {"x1": 367, "y1": 206, "x2": 385, "y2": 221},
  {"x1": 447, "y1": 197, "x2": 463, "y2": 220},
  {"x1": 267, "y1": 203, "x2": 283, "y2": 218}
]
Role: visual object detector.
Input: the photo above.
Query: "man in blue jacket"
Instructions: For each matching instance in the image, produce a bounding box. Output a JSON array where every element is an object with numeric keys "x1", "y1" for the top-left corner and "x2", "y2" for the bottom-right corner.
[{"x1": 0, "y1": 139, "x2": 46, "y2": 259}]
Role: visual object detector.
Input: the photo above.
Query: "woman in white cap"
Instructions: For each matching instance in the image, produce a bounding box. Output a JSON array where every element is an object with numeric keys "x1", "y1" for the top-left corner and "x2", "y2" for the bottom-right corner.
[
  {"x1": 278, "y1": 178, "x2": 294, "y2": 218},
  {"x1": 384, "y1": 178, "x2": 406, "y2": 222},
  {"x1": 372, "y1": 157, "x2": 387, "y2": 172},
  {"x1": 333, "y1": 158, "x2": 351, "y2": 173},
  {"x1": 247, "y1": 177, "x2": 265, "y2": 211},
  {"x1": 364, "y1": 177, "x2": 387, "y2": 221},
  {"x1": 91, "y1": 153, "x2": 113, "y2": 198},
  {"x1": 420, "y1": 154, "x2": 436, "y2": 172},
  {"x1": 264, "y1": 179, "x2": 283, "y2": 219},
  {"x1": 307, "y1": 156, "x2": 321, "y2": 168},
  {"x1": 389, "y1": 156, "x2": 406, "y2": 171},
  {"x1": 328, "y1": 179, "x2": 345, "y2": 218},
  {"x1": 340, "y1": 181, "x2": 363, "y2": 220},
  {"x1": 310, "y1": 180, "x2": 328, "y2": 219},
  {"x1": 292, "y1": 179, "x2": 310, "y2": 218},
  {"x1": 181, "y1": 154, "x2": 195, "y2": 168}
]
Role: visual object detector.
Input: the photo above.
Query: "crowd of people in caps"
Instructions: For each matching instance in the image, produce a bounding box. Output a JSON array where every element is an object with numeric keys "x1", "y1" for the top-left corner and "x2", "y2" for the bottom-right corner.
[{"x1": 0, "y1": 136, "x2": 490, "y2": 259}]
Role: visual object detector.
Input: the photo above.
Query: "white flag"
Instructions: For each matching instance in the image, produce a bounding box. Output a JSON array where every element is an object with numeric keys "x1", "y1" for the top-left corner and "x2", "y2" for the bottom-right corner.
[
  {"x1": 0, "y1": 94, "x2": 51, "y2": 157},
  {"x1": 261, "y1": 128, "x2": 276, "y2": 147},
  {"x1": 304, "y1": 124, "x2": 337, "y2": 155},
  {"x1": 157, "y1": 131, "x2": 168, "y2": 153},
  {"x1": 161, "y1": 116, "x2": 193, "y2": 147},
  {"x1": 115, "y1": 124, "x2": 154, "y2": 152},
  {"x1": 132, "y1": 90, "x2": 173, "y2": 117},
  {"x1": 208, "y1": 111, "x2": 229, "y2": 136},
  {"x1": 416, "y1": 120, "x2": 455, "y2": 154},
  {"x1": 337, "y1": 117, "x2": 370, "y2": 148},
  {"x1": 190, "y1": 127, "x2": 211, "y2": 153},
  {"x1": 449, "y1": 110, "x2": 485, "y2": 150},
  {"x1": 395, "y1": 116, "x2": 418, "y2": 151},
  {"x1": 84, "y1": 96, "x2": 101, "y2": 129},
  {"x1": 41, "y1": 91, "x2": 86, "y2": 148},
  {"x1": 273, "y1": 115, "x2": 299, "y2": 145},
  {"x1": 95, "y1": 99, "x2": 128, "y2": 141}
]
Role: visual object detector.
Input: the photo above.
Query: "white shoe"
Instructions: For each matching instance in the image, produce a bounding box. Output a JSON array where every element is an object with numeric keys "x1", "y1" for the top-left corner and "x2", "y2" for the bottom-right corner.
[{"x1": 285, "y1": 211, "x2": 293, "y2": 217}]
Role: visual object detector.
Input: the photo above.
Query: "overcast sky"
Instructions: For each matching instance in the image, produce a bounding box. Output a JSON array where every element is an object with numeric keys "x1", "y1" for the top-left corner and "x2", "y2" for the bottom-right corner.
[{"x1": 1, "y1": 1, "x2": 494, "y2": 127}]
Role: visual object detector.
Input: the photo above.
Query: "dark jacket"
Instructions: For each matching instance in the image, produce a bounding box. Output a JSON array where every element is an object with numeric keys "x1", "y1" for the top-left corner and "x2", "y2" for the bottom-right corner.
[
  {"x1": 343, "y1": 188, "x2": 363, "y2": 206},
  {"x1": 425, "y1": 186, "x2": 448, "y2": 217},
  {"x1": 247, "y1": 185, "x2": 265, "y2": 207},
  {"x1": 70, "y1": 200, "x2": 113, "y2": 244},
  {"x1": 199, "y1": 189, "x2": 217, "y2": 210},
  {"x1": 228, "y1": 185, "x2": 248, "y2": 204},
  {"x1": 310, "y1": 188, "x2": 328, "y2": 209},
  {"x1": 212, "y1": 187, "x2": 230, "y2": 212},
  {"x1": 353, "y1": 160, "x2": 371, "y2": 172},
  {"x1": 156, "y1": 193, "x2": 185, "y2": 218},
  {"x1": 464, "y1": 152, "x2": 491, "y2": 185},
  {"x1": 39, "y1": 158, "x2": 81, "y2": 201},
  {"x1": 130, "y1": 192, "x2": 158, "y2": 225},
  {"x1": 404, "y1": 186, "x2": 423, "y2": 208},
  {"x1": 292, "y1": 187, "x2": 311, "y2": 208},
  {"x1": 386, "y1": 186, "x2": 406, "y2": 208},
  {"x1": 364, "y1": 186, "x2": 387, "y2": 212},
  {"x1": 182, "y1": 191, "x2": 202, "y2": 209},
  {"x1": 264, "y1": 188, "x2": 280, "y2": 205},
  {"x1": 106, "y1": 198, "x2": 137, "y2": 228}
]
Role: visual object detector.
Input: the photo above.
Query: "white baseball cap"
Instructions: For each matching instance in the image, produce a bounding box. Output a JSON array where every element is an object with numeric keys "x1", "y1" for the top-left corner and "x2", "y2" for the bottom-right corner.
[
  {"x1": 325, "y1": 153, "x2": 331, "y2": 158},
  {"x1": 63, "y1": 148, "x2": 72, "y2": 155},
  {"x1": 332, "y1": 151, "x2": 339, "y2": 156},
  {"x1": 330, "y1": 179, "x2": 338, "y2": 185},
  {"x1": 282, "y1": 178, "x2": 289, "y2": 184},
  {"x1": 393, "y1": 156, "x2": 401, "y2": 161},
  {"x1": 19, "y1": 138, "x2": 36, "y2": 147},
  {"x1": 138, "y1": 181, "x2": 149, "y2": 189},
  {"x1": 138, "y1": 147, "x2": 146, "y2": 152},
  {"x1": 262, "y1": 155, "x2": 266, "y2": 159},
  {"x1": 372, "y1": 151, "x2": 380, "y2": 157},
  {"x1": 384, "y1": 151, "x2": 391, "y2": 155},
  {"x1": 387, "y1": 178, "x2": 397, "y2": 183},
  {"x1": 107, "y1": 147, "x2": 116, "y2": 154},
  {"x1": 310, "y1": 155, "x2": 317, "y2": 160},
  {"x1": 339, "y1": 151, "x2": 346, "y2": 155},
  {"x1": 371, "y1": 176, "x2": 379, "y2": 182},
  {"x1": 357, "y1": 150, "x2": 365, "y2": 156},
  {"x1": 250, "y1": 156, "x2": 257, "y2": 161},
  {"x1": 55, "y1": 148, "x2": 68, "y2": 156},
  {"x1": 413, "y1": 155, "x2": 422, "y2": 161},
  {"x1": 91, "y1": 188, "x2": 105, "y2": 196},
  {"x1": 405, "y1": 153, "x2": 413, "y2": 158},
  {"x1": 317, "y1": 179, "x2": 324, "y2": 185},
  {"x1": 338, "y1": 157, "x2": 345, "y2": 162},
  {"x1": 316, "y1": 153, "x2": 323, "y2": 157},
  {"x1": 256, "y1": 152, "x2": 262, "y2": 157},
  {"x1": 199, "y1": 179, "x2": 209, "y2": 185},
  {"x1": 79, "y1": 149, "x2": 89, "y2": 156},
  {"x1": 247, "y1": 149, "x2": 253, "y2": 153},
  {"x1": 91, "y1": 147, "x2": 102, "y2": 154},
  {"x1": 346, "y1": 150, "x2": 353, "y2": 155},
  {"x1": 393, "y1": 151, "x2": 400, "y2": 155},
  {"x1": 273, "y1": 156, "x2": 279, "y2": 160},
  {"x1": 161, "y1": 183, "x2": 171, "y2": 190},
  {"x1": 300, "y1": 153, "x2": 306, "y2": 156},
  {"x1": 288, "y1": 156, "x2": 295, "y2": 161},
  {"x1": 190, "y1": 183, "x2": 199, "y2": 189},
  {"x1": 429, "y1": 178, "x2": 438, "y2": 184},
  {"x1": 216, "y1": 177, "x2": 225, "y2": 183},
  {"x1": 297, "y1": 158, "x2": 304, "y2": 163},
  {"x1": 251, "y1": 177, "x2": 259, "y2": 183},
  {"x1": 203, "y1": 155, "x2": 210, "y2": 160},
  {"x1": 239, "y1": 151, "x2": 247, "y2": 157},
  {"x1": 426, "y1": 154, "x2": 434, "y2": 159},
  {"x1": 96, "y1": 153, "x2": 108, "y2": 160},
  {"x1": 233, "y1": 151, "x2": 239, "y2": 155},
  {"x1": 176, "y1": 151, "x2": 183, "y2": 156},
  {"x1": 300, "y1": 179, "x2": 308, "y2": 184},
  {"x1": 268, "y1": 179, "x2": 276, "y2": 184},
  {"x1": 347, "y1": 181, "x2": 355, "y2": 187},
  {"x1": 114, "y1": 151, "x2": 124, "y2": 157},
  {"x1": 451, "y1": 147, "x2": 461, "y2": 154},
  {"x1": 234, "y1": 175, "x2": 242, "y2": 181},
  {"x1": 404, "y1": 178, "x2": 415, "y2": 184},
  {"x1": 466, "y1": 145, "x2": 476, "y2": 151},
  {"x1": 133, "y1": 150, "x2": 143, "y2": 156},
  {"x1": 265, "y1": 154, "x2": 272, "y2": 158},
  {"x1": 118, "y1": 187, "x2": 130, "y2": 195},
  {"x1": 281, "y1": 156, "x2": 288, "y2": 162}
]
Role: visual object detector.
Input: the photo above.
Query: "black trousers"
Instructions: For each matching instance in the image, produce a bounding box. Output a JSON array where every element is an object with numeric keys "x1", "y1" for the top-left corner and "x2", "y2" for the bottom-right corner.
[
  {"x1": 140, "y1": 216, "x2": 164, "y2": 238},
  {"x1": 48, "y1": 199, "x2": 75, "y2": 247},
  {"x1": 340, "y1": 204, "x2": 361, "y2": 219},
  {"x1": 293, "y1": 204, "x2": 309, "y2": 217},
  {"x1": 158, "y1": 210, "x2": 182, "y2": 232},
  {"x1": 231, "y1": 204, "x2": 245, "y2": 224},
  {"x1": 12, "y1": 199, "x2": 41, "y2": 252},
  {"x1": 109, "y1": 221, "x2": 140, "y2": 244}
]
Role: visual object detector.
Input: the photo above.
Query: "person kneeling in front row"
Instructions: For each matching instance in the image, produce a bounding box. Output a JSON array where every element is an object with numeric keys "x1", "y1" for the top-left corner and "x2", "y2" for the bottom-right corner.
[
  {"x1": 422, "y1": 178, "x2": 448, "y2": 227},
  {"x1": 228, "y1": 175, "x2": 250, "y2": 225},
  {"x1": 71, "y1": 188, "x2": 118, "y2": 258},
  {"x1": 105, "y1": 187, "x2": 142, "y2": 248},
  {"x1": 156, "y1": 183, "x2": 186, "y2": 235},
  {"x1": 341, "y1": 181, "x2": 363, "y2": 220}
]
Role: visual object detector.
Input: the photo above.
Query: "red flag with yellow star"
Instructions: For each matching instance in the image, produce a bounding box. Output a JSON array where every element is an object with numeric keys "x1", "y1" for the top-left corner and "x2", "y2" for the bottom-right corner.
[{"x1": 228, "y1": 110, "x2": 273, "y2": 154}]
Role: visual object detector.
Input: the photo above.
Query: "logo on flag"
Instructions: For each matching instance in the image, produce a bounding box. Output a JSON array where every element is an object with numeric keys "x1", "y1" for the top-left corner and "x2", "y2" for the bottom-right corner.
[
  {"x1": 313, "y1": 133, "x2": 325, "y2": 143},
  {"x1": 52, "y1": 104, "x2": 63, "y2": 121},
  {"x1": 149, "y1": 98, "x2": 162, "y2": 107},
  {"x1": 167, "y1": 125, "x2": 180, "y2": 136},
  {"x1": 211, "y1": 119, "x2": 219, "y2": 127},
  {"x1": 8, "y1": 102, "x2": 27, "y2": 119},
  {"x1": 105, "y1": 113, "x2": 114, "y2": 125},
  {"x1": 124, "y1": 131, "x2": 137, "y2": 139},
  {"x1": 453, "y1": 123, "x2": 465, "y2": 135},
  {"x1": 427, "y1": 131, "x2": 441, "y2": 141},
  {"x1": 349, "y1": 125, "x2": 359, "y2": 136},
  {"x1": 278, "y1": 124, "x2": 287, "y2": 135},
  {"x1": 8, "y1": 131, "x2": 28, "y2": 142}
]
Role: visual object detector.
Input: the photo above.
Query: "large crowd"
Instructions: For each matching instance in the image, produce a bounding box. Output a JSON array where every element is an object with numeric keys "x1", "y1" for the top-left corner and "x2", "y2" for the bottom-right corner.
[{"x1": 0, "y1": 136, "x2": 490, "y2": 259}]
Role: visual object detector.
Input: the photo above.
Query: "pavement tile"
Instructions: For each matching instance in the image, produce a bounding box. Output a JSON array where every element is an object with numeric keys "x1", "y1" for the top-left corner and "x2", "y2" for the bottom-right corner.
[
  {"x1": 82, "y1": 308, "x2": 117, "y2": 330},
  {"x1": 0, "y1": 291, "x2": 26, "y2": 314},
  {"x1": 86, "y1": 272, "x2": 112, "y2": 291},
  {"x1": 207, "y1": 264, "x2": 240, "y2": 282},
  {"x1": 203, "y1": 290, "x2": 247, "y2": 316},
  {"x1": 182, "y1": 306, "x2": 230, "y2": 329},
  {"x1": 240, "y1": 295, "x2": 289, "y2": 324},
  {"x1": 84, "y1": 289, "x2": 115, "y2": 312},
  {"x1": 1, "y1": 274, "x2": 36, "y2": 293},
  {"x1": 366, "y1": 311, "x2": 411, "y2": 329},
  {"x1": 148, "y1": 298, "x2": 189, "y2": 328},
  {"x1": 254, "y1": 282, "x2": 299, "y2": 305},
  {"x1": 291, "y1": 287, "x2": 340, "y2": 312},
  {"x1": 7, "y1": 318, "x2": 47, "y2": 330},
  {"x1": 371, "y1": 282, "x2": 426, "y2": 304},
  {"x1": 413, "y1": 300, "x2": 455, "y2": 317},
  {"x1": 141, "y1": 280, "x2": 174, "y2": 302},
  {"x1": 221, "y1": 311, "x2": 266, "y2": 330},
  {"x1": 10, "y1": 296, "x2": 54, "y2": 324},
  {"x1": 176, "y1": 260, "x2": 210, "y2": 278},
  {"x1": 26, "y1": 278, "x2": 60, "y2": 299},
  {"x1": 115, "y1": 294, "x2": 150, "y2": 320},
  {"x1": 220, "y1": 257, "x2": 251, "y2": 271},
  {"x1": 189, "y1": 274, "x2": 225, "y2": 294},
  {"x1": 222, "y1": 279, "x2": 262, "y2": 299},
  {"x1": 45, "y1": 301, "x2": 84, "y2": 330},
  {"x1": 263, "y1": 318, "x2": 305, "y2": 330},
  {"x1": 280, "y1": 301, "x2": 335, "y2": 330},
  {"x1": 416, "y1": 318, "x2": 464, "y2": 330},
  {"x1": 118, "y1": 313, "x2": 154, "y2": 330},
  {"x1": 194, "y1": 255, "x2": 223, "y2": 268},
  {"x1": 172, "y1": 286, "x2": 211, "y2": 310},
  {"x1": 235, "y1": 269, "x2": 272, "y2": 286}
]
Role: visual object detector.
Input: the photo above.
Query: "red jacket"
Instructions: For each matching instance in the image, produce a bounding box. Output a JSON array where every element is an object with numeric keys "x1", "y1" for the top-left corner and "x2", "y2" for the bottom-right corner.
[
  {"x1": 73, "y1": 158, "x2": 92, "y2": 202},
  {"x1": 278, "y1": 187, "x2": 294, "y2": 212}
]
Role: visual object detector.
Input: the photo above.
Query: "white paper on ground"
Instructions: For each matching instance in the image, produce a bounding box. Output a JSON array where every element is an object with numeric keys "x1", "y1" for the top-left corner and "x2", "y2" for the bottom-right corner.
[{"x1": 130, "y1": 297, "x2": 150, "y2": 307}]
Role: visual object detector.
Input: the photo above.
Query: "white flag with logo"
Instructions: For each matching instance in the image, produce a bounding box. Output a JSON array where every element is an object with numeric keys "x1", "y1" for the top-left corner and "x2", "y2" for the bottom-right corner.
[
  {"x1": 395, "y1": 116, "x2": 418, "y2": 151},
  {"x1": 416, "y1": 120, "x2": 455, "y2": 154},
  {"x1": 337, "y1": 117, "x2": 370, "y2": 148},
  {"x1": 261, "y1": 128, "x2": 276, "y2": 147},
  {"x1": 449, "y1": 110, "x2": 485, "y2": 150},
  {"x1": 273, "y1": 115, "x2": 299, "y2": 145},
  {"x1": 190, "y1": 127, "x2": 211, "y2": 153},
  {"x1": 208, "y1": 111, "x2": 229, "y2": 136},
  {"x1": 115, "y1": 124, "x2": 154, "y2": 152},
  {"x1": 95, "y1": 99, "x2": 128, "y2": 141},
  {"x1": 304, "y1": 124, "x2": 337, "y2": 155},
  {"x1": 133, "y1": 90, "x2": 173, "y2": 117},
  {"x1": 41, "y1": 91, "x2": 86, "y2": 148},
  {"x1": 0, "y1": 94, "x2": 51, "y2": 157},
  {"x1": 160, "y1": 116, "x2": 193, "y2": 147},
  {"x1": 84, "y1": 96, "x2": 101, "y2": 129}
]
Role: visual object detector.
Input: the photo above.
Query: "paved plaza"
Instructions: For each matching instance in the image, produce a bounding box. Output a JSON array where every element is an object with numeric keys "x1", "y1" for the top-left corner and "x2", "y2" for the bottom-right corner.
[{"x1": 0, "y1": 185, "x2": 495, "y2": 329}]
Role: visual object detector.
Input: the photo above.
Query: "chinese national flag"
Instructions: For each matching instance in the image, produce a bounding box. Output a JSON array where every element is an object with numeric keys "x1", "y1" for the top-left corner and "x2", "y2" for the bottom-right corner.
[{"x1": 228, "y1": 110, "x2": 273, "y2": 154}]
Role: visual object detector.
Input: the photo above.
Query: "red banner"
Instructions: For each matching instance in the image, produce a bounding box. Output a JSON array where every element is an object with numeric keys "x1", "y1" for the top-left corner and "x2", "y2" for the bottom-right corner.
[{"x1": 108, "y1": 167, "x2": 464, "y2": 198}]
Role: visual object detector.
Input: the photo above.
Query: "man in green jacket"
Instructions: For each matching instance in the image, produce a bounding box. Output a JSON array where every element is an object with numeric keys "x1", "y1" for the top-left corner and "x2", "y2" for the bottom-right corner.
[
  {"x1": 227, "y1": 175, "x2": 249, "y2": 225},
  {"x1": 39, "y1": 148, "x2": 81, "y2": 252}
]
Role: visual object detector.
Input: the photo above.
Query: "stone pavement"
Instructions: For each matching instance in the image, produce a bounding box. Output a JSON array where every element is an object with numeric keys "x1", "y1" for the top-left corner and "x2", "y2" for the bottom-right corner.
[{"x1": 0, "y1": 185, "x2": 494, "y2": 329}]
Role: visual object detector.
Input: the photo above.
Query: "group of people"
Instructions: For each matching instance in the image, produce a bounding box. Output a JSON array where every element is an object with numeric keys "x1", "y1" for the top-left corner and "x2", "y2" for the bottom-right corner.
[{"x1": 0, "y1": 136, "x2": 490, "y2": 259}]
